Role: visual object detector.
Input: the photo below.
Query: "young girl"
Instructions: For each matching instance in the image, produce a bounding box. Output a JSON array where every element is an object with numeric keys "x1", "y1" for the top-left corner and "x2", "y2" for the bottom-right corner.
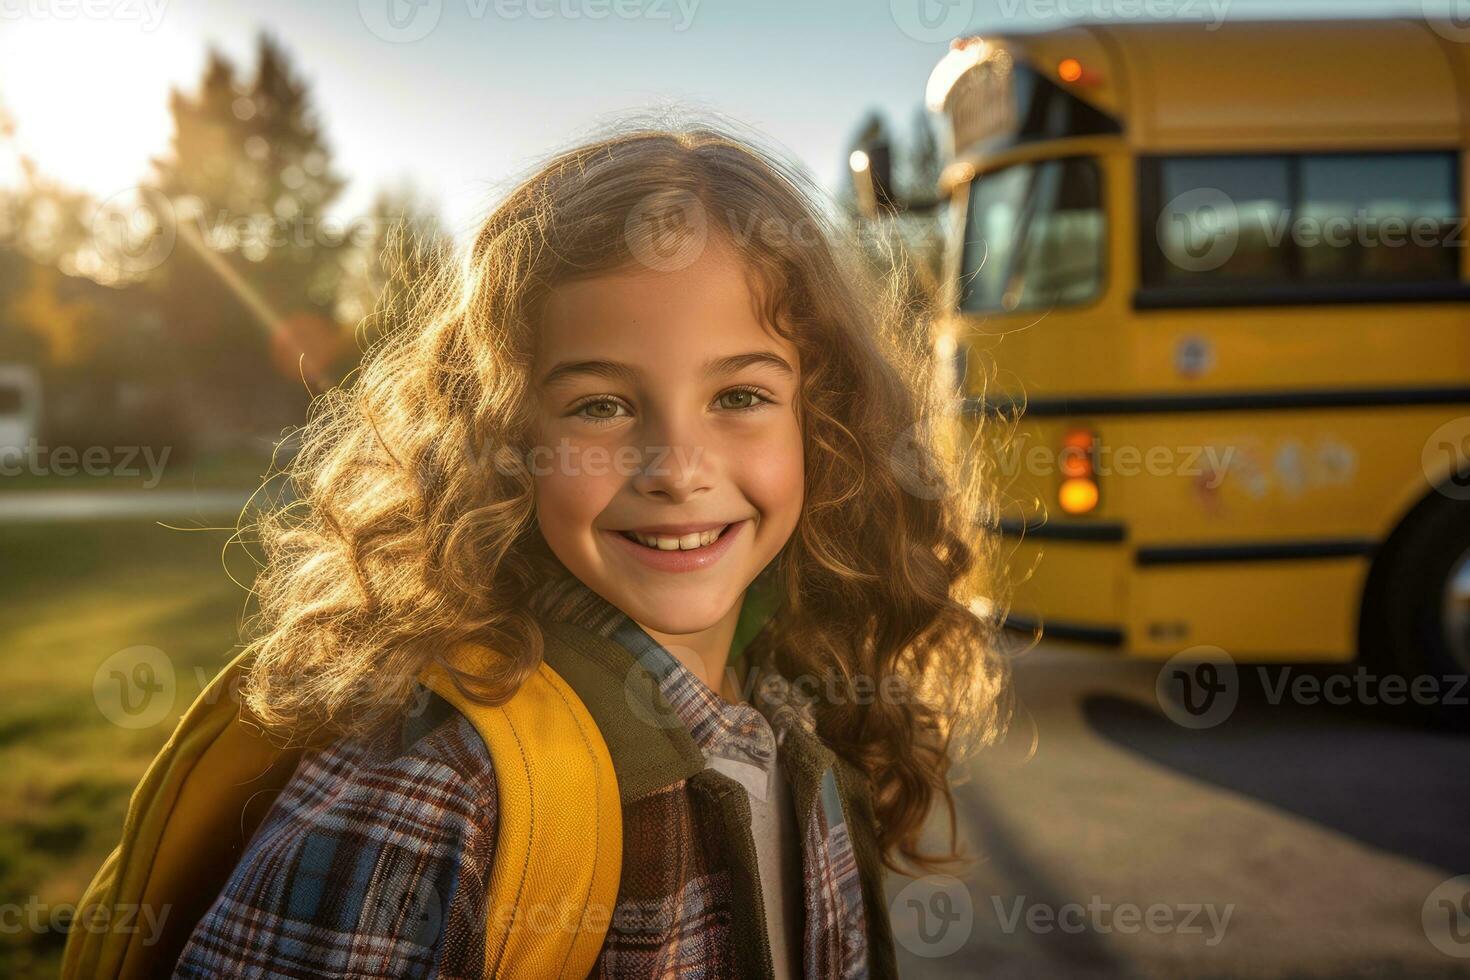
[{"x1": 172, "y1": 125, "x2": 1011, "y2": 978}]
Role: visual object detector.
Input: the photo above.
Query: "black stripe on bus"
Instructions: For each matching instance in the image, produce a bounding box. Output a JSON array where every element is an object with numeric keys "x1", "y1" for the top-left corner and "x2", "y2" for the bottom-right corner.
[
  {"x1": 964, "y1": 385, "x2": 1470, "y2": 418},
  {"x1": 1003, "y1": 613, "x2": 1126, "y2": 646},
  {"x1": 1134, "y1": 280, "x2": 1470, "y2": 310},
  {"x1": 1134, "y1": 538, "x2": 1377, "y2": 566},
  {"x1": 995, "y1": 517, "x2": 1127, "y2": 542}
]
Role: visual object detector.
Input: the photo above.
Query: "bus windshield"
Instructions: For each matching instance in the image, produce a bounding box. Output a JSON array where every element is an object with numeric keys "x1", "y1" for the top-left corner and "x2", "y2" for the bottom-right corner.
[{"x1": 961, "y1": 156, "x2": 1104, "y2": 313}]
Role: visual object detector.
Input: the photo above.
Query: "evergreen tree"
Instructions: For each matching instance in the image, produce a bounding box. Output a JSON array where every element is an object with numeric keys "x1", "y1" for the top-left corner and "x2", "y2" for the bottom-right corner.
[
  {"x1": 335, "y1": 183, "x2": 452, "y2": 362},
  {"x1": 151, "y1": 34, "x2": 349, "y2": 437},
  {"x1": 906, "y1": 106, "x2": 942, "y2": 206}
]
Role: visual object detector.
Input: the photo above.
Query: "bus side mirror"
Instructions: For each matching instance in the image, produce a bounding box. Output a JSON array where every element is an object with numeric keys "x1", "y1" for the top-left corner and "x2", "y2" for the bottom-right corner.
[{"x1": 849, "y1": 139, "x2": 897, "y2": 218}]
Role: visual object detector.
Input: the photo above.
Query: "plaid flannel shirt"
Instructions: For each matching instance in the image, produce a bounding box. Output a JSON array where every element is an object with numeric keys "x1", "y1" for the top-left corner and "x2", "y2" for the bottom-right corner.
[{"x1": 173, "y1": 571, "x2": 898, "y2": 979}]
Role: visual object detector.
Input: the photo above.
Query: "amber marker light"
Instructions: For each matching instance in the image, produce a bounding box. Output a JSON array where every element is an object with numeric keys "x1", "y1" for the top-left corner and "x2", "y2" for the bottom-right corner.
[
  {"x1": 1059, "y1": 477, "x2": 1100, "y2": 514},
  {"x1": 1058, "y1": 427, "x2": 1100, "y2": 514},
  {"x1": 1057, "y1": 57, "x2": 1084, "y2": 83}
]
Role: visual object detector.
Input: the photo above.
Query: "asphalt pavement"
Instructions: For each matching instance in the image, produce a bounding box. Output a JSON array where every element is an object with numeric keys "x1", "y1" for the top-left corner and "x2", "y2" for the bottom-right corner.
[{"x1": 886, "y1": 644, "x2": 1470, "y2": 979}]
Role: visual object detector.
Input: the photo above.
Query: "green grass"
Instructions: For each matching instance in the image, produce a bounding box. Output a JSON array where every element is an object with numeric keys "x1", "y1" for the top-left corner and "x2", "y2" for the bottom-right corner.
[
  {"x1": 0, "y1": 447, "x2": 278, "y2": 493},
  {"x1": 0, "y1": 520, "x2": 253, "y2": 978}
]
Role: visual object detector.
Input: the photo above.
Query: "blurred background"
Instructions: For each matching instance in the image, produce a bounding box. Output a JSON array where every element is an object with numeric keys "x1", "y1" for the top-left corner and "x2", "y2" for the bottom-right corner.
[{"x1": 4, "y1": 1, "x2": 1470, "y2": 977}]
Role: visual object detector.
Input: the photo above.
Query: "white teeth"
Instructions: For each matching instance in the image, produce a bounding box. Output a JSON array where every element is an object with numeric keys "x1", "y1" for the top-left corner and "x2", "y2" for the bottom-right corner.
[{"x1": 623, "y1": 525, "x2": 729, "y2": 551}]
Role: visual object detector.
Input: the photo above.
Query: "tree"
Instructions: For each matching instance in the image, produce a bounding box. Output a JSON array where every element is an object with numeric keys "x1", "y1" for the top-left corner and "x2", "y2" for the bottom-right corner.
[
  {"x1": 151, "y1": 34, "x2": 350, "y2": 436},
  {"x1": 335, "y1": 182, "x2": 453, "y2": 363},
  {"x1": 1, "y1": 91, "x2": 102, "y2": 373},
  {"x1": 904, "y1": 106, "x2": 942, "y2": 206},
  {"x1": 843, "y1": 106, "x2": 946, "y2": 316}
]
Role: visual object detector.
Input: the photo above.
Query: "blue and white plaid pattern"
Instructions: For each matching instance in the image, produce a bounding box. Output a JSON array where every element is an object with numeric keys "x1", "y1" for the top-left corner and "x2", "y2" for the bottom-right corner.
[
  {"x1": 173, "y1": 571, "x2": 876, "y2": 978},
  {"x1": 173, "y1": 714, "x2": 498, "y2": 978}
]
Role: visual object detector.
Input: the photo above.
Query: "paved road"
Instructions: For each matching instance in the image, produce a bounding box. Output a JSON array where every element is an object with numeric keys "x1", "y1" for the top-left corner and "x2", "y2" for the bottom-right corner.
[
  {"x1": 887, "y1": 644, "x2": 1470, "y2": 979},
  {"x1": 0, "y1": 489, "x2": 254, "y2": 523}
]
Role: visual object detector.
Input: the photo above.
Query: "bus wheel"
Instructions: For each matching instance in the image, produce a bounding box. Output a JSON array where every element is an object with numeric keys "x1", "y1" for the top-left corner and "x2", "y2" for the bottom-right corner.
[{"x1": 1374, "y1": 495, "x2": 1470, "y2": 729}]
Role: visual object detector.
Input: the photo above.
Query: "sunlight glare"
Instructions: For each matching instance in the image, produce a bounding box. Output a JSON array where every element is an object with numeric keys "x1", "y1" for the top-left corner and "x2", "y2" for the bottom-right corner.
[{"x1": 0, "y1": 16, "x2": 198, "y2": 199}]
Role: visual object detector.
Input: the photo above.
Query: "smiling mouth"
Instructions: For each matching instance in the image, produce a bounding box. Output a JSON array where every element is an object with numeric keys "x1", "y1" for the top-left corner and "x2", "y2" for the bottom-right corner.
[{"x1": 618, "y1": 524, "x2": 733, "y2": 551}]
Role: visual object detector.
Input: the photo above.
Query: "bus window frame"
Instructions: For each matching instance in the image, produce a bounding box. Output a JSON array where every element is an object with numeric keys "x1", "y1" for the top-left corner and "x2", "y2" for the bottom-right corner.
[
  {"x1": 1135, "y1": 149, "x2": 1470, "y2": 309},
  {"x1": 958, "y1": 153, "x2": 1109, "y2": 317}
]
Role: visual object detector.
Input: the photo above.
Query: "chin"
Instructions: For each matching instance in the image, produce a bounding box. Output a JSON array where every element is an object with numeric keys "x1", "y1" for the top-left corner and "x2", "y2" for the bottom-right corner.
[{"x1": 609, "y1": 579, "x2": 744, "y2": 637}]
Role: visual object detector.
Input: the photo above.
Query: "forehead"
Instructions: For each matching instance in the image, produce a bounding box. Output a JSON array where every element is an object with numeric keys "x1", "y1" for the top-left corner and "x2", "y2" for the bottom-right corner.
[{"x1": 534, "y1": 236, "x2": 797, "y2": 372}]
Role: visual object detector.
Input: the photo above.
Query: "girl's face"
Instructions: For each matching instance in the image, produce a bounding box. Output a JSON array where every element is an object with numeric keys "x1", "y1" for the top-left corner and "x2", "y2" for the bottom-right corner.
[{"x1": 529, "y1": 233, "x2": 803, "y2": 638}]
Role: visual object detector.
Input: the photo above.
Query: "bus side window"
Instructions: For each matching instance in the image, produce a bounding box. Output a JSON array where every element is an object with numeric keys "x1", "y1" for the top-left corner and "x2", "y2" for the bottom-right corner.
[
  {"x1": 1297, "y1": 153, "x2": 1457, "y2": 284},
  {"x1": 1144, "y1": 151, "x2": 1461, "y2": 293},
  {"x1": 1155, "y1": 155, "x2": 1291, "y2": 284}
]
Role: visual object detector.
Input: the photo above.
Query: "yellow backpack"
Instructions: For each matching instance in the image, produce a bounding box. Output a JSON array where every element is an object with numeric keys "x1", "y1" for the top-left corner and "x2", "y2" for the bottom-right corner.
[{"x1": 60, "y1": 643, "x2": 623, "y2": 979}]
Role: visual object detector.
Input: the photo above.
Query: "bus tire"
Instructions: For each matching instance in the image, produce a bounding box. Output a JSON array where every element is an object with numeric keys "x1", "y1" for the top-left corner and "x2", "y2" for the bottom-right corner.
[{"x1": 1367, "y1": 492, "x2": 1470, "y2": 729}]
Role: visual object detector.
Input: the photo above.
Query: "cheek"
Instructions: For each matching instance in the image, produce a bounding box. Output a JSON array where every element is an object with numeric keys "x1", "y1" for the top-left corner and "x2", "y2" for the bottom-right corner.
[
  {"x1": 741, "y1": 414, "x2": 804, "y2": 530},
  {"x1": 532, "y1": 453, "x2": 617, "y2": 547}
]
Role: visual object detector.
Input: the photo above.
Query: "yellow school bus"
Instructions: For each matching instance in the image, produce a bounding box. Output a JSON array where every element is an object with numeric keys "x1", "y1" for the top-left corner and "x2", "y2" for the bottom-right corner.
[{"x1": 918, "y1": 18, "x2": 1470, "y2": 688}]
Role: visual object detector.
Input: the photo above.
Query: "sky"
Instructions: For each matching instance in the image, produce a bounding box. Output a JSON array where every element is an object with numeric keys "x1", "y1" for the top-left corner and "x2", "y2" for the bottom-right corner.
[{"x1": 0, "y1": 0, "x2": 1445, "y2": 240}]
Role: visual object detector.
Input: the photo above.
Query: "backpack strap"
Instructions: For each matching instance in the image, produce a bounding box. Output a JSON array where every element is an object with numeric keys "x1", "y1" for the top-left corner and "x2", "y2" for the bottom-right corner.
[
  {"x1": 62, "y1": 644, "x2": 621, "y2": 980},
  {"x1": 419, "y1": 642, "x2": 623, "y2": 980},
  {"x1": 61, "y1": 650, "x2": 309, "y2": 979}
]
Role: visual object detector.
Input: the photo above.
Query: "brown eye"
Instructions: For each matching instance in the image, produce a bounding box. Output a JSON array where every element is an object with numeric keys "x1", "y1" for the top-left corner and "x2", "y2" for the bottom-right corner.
[{"x1": 574, "y1": 398, "x2": 630, "y2": 423}]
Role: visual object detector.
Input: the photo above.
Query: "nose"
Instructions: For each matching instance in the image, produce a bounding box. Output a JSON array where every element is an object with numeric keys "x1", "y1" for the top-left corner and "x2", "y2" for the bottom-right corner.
[{"x1": 629, "y1": 412, "x2": 714, "y2": 503}]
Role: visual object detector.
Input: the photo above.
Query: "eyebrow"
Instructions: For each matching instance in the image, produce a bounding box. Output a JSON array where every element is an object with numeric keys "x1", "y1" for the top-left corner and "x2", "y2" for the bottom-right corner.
[{"x1": 538, "y1": 351, "x2": 795, "y2": 388}]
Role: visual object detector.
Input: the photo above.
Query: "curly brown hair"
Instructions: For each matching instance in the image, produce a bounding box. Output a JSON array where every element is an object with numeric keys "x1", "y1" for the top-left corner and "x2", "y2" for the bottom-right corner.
[{"x1": 235, "y1": 124, "x2": 1013, "y2": 874}]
